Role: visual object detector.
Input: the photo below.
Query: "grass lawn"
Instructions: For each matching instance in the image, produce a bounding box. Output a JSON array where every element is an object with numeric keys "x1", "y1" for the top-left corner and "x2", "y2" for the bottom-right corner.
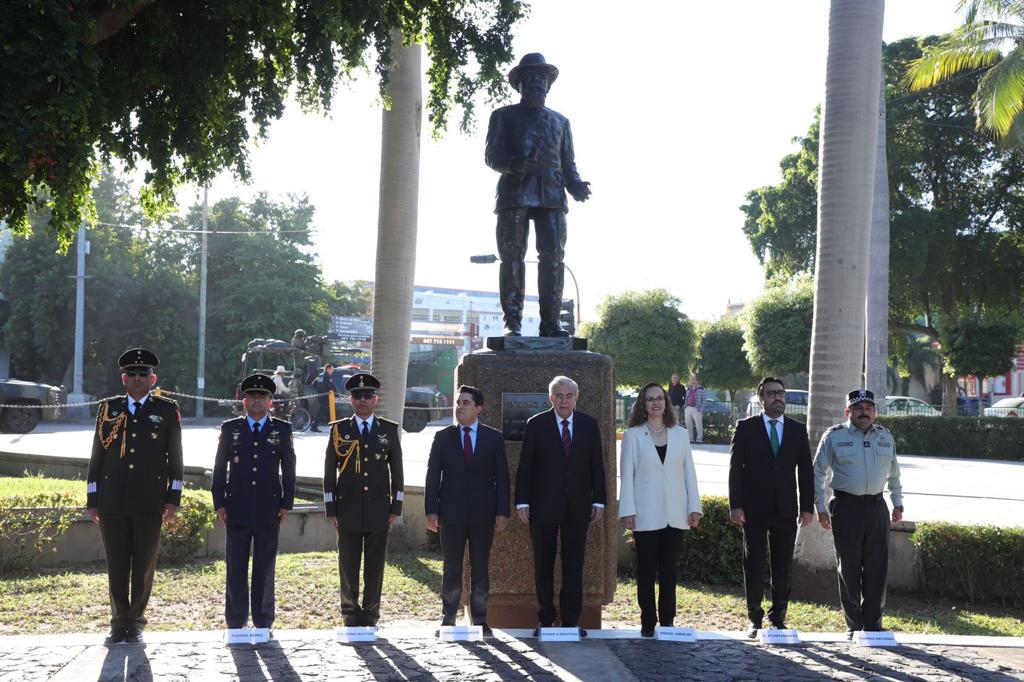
[
  {"x1": 0, "y1": 475, "x2": 87, "y2": 504},
  {"x1": 1, "y1": 549, "x2": 1021, "y2": 637}
]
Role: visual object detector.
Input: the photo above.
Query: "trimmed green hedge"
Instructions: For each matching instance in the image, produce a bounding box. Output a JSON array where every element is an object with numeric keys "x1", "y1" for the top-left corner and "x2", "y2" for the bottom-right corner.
[
  {"x1": 0, "y1": 492, "x2": 79, "y2": 574},
  {"x1": 158, "y1": 489, "x2": 216, "y2": 564},
  {"x1": 912, "y1": 522, "x2": 1024, "y2": 606},
  {"x1": 701, "y1": 413, "x2": 1024, "y2": 460},
  {"x1": 626, "y1": 495, "x2": 744, "y2": 585},
  {"x1": 875, "y1": 416, "x2": 1024, "y2": 460}
]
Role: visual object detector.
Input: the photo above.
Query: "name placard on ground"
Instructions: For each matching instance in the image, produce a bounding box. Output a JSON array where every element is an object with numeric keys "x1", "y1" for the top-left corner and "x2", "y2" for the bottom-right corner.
[
  {"x1": 438, "y1": 625, "x2": 483, "y2": 642},
  {"x1": 757, "y1": 629, "x2": 801, "y2": 645},
  {"x1": 335, "y1": 626, "x2": 377, "y2": 643},
  {"x1": 539, "y1": 627, "x2": 580, "y2": 642},
  {"x1": 853, "y1": 631, "x2": 898, "y2": 647},
  {"x1": 224, "y1": 628, "x2": 270, "y2": 645},
  {"x1": 656, "y1": 626, "x2": 697, "y2": 642}
]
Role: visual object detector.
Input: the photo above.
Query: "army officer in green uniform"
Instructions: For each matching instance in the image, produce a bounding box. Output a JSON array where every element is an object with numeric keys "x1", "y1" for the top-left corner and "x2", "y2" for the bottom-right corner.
[
  {"x1": 323, "y1": 372, "x2": 404, "y2": 627},
  {"x1": 86, "y1": 348, "x2": 184, "y2": 645},
  {"x1": 814, "y1": 389, "x2": 903, "y2": 638}
]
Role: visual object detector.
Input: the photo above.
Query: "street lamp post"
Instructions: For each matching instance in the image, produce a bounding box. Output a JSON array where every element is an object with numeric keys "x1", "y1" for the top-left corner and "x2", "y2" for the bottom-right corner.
[{"x1": 468, "y1": 253, "x2": 581, "y2": 324}]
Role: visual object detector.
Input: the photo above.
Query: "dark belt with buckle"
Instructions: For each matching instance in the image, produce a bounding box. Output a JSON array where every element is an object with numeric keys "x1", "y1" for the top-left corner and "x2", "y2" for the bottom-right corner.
[{"x1": 834, "y1": 490, "x2": 883, "y2": 502}]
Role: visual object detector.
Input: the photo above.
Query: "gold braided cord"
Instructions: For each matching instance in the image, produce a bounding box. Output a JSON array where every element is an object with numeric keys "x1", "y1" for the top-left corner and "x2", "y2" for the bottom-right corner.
[
  {"x1": 97, "y1": 401, "x2": 128, "y2": 458},
  {"x1": 333, "y1": 427, "x2": 361, "y2": 476}
]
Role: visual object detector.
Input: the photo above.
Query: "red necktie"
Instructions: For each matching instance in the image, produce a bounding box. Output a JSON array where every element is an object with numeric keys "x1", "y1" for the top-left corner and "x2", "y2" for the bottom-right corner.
[
  {"x1": 561, "y1": 419, "x2": 571, "y2": 458},
  {"x1": 463, "y1": 426, "x2": 473, "y2": 464}
]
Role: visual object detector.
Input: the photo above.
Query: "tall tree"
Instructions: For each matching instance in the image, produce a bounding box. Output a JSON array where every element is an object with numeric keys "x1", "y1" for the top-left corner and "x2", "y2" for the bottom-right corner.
[
  {"x1": 807, "y1": 0, "x2": 884, "y2": 442},
  {"x1": 905, "y1": 0, "x2": 1024, "y2": 145},
  {"x1": 695, "y1": 317, "x2": 757, "y2": 402},
  {"x1": 371, "y1": 31, "x2": 422, "y2": 425},
  {"x1": 326, "y1": 281, "x2": 373, "y2": 318},
  {"x1": 743, "y1": 277, "x2": 815, "y2": 378},
  {"x1": 865, "y1": 69, "x2": 891, "y2": 412},
  {"x1": 1, "y1": 1, "x2": 525, "y2": 248},
  {"x1": 582, "y1": 289, "x2": 696, "y2": 390}
]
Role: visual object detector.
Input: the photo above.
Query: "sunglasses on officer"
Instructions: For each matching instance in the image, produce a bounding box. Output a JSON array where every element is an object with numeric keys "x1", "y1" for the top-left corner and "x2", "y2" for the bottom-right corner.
[
  {"x1": 123, "y1": 369, "x2": 152, "y2": 378},
  {"x1": 351, "y1": 390, "x2": 376, "y2": 401}
]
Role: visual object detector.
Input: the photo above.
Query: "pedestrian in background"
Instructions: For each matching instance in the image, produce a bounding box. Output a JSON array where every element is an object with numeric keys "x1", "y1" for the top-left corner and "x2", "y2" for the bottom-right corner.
[{"x1": 619, "y1": 381, "x2": 702, "y2": 637}]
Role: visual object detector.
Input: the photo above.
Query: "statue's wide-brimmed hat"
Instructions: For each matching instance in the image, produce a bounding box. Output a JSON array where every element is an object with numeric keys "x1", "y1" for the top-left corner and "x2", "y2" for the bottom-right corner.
[{"x1": 508, "y1": 53, "x2": 559, "y2": 92}]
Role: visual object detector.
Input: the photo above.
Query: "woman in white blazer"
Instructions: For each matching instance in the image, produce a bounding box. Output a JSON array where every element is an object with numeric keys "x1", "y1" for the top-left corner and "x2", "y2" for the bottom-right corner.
[{"x1": 619, "y1": 381, "x2": 702, "y2": 637}]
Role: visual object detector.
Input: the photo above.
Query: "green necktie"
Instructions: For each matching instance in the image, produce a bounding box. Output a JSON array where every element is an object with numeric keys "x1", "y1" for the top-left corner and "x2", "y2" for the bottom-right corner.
[{"x1": 769, "y1": 419, "x2": 780, "y2": 457}]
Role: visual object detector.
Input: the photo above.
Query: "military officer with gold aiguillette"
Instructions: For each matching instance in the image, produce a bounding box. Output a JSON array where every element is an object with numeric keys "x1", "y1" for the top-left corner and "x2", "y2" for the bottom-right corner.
[
  {"x1": 323, "y1": 372, "x2": 404, "y2": 627},
  {"x1": 86, "y1": 348, "x2": 184, "y2": 645}
]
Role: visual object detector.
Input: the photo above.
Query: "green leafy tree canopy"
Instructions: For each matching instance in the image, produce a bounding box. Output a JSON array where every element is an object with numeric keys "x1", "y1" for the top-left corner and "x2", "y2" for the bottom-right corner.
[
  {"x1": 695, "y1": 317, "x2": 757, "y2": 394},
  {"x1": 2, "y1": 0, "x2": 526, "y2": 249},
  {"x1": 582, "y1": 289, "x2": 695, "y2": 390},
  {"x1": 743, "y1": 276, "x2": 814, "y2": 378}
]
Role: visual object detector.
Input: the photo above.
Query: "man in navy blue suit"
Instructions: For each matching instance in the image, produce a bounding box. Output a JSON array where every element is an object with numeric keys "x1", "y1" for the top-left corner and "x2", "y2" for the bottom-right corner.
[
  {"x1": 515, "y1": 375, "x2": 606, "y2": 637},
  {"x1": 212, "y1": 373, "x2": 296, "y2": 632},
  {"x1": 425, "y1": 385, "x2": 510, "y2": 636}
]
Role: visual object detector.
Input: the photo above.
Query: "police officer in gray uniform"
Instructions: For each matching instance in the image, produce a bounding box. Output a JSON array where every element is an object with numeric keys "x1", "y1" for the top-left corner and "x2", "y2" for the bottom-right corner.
[
  {"x1": 323, "y1": 372, "x2": 404, "y2": 626},
  {"x1": 814, "y1": 389, "x2": 903, "y2": 637},
  {"x1": 86, "y1": 348, "x2": 184, "y2": 645},
  {"x1": 211, "y1": 373, "x2": 296, "y2": 633}
]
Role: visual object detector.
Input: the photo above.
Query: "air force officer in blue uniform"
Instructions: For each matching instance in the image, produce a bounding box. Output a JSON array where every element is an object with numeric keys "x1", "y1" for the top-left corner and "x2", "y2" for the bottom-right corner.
[{"x1": 212, "y1": 373, "x2": 296, "y2": 631}]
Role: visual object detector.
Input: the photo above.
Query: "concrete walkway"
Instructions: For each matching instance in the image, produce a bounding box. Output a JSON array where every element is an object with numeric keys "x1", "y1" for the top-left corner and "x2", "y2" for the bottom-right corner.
[{"x1": 4, "y1": 627, "x2": 1024, "y2": 681}]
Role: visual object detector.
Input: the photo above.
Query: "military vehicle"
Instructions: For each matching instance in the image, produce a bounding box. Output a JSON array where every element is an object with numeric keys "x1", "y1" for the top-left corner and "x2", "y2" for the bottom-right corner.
[{"x1": 0, "y1": 378, "x2": 65, "y2": 433}]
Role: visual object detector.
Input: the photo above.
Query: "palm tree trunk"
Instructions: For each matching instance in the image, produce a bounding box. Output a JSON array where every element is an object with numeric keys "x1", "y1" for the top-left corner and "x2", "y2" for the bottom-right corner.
[
  {"x1": 807, "y1": 0, "x2": 885, "y2": 444},
  {"x1": 371, "y1": 31, "x2": 422, "y2": 426},
  {"x1": 865, "y1": 66, "x2": 890, "y2": 413}
]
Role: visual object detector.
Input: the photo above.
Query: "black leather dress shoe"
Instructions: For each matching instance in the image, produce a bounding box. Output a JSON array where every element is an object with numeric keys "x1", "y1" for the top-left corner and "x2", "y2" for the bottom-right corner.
[
  {"x1": 578, "y1": 628, "x2": 588, "y2": 639},
  {"x1": 124, "y1": 626, "x2": 144, "y2": 644},
  {"x1": 640, "y1": 627, "x2": 655, "y2": 638},
  {"x1": 104, "y1": 627, "x2": 125, "y2": 645},
  {"x1": 746, "y1": 622, "x2": 761, "y2": 639},
  {"x1": 479, "y1": 623, "x2": 494, "y2": 638},
  {"x1": 505, "y1": 329, "x2": 522, "y2": 337},
  {"x1": 532, "y1": 623, "x2": 550, "y2": 637}
]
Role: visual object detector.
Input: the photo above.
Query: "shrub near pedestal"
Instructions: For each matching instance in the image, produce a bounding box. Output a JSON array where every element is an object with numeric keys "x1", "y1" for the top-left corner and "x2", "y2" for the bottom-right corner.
[{"x1": 158, "y1": 489, "x2": 216, "y2": 564}]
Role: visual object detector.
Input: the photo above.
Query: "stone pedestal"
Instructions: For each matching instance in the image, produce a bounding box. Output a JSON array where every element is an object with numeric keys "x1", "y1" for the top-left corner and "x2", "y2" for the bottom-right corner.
[{"x1": 457, "y1": 345, "x2": 617, "y2": 628}]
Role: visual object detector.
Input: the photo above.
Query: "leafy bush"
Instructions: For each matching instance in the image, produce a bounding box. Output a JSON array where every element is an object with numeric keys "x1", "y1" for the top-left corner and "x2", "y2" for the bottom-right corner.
[
  {"x1": 0, "y1": 492, "x2": 80, "y2": 574},
  {"x1": 912, "y1": 522, "x2": 1024, "y2": 605},
  {"x1": 625, "y1": 496, "x2": 744, "y2": 585},
  {"x1": 875, "y1": 416, "x2": 1024, "y2": 460},
  {"x1": 159, "y1": 488, "x2": 216, "y2": 564},
  {"x1": 700, "y1": 412, "x2": 739, "y2": 445}
]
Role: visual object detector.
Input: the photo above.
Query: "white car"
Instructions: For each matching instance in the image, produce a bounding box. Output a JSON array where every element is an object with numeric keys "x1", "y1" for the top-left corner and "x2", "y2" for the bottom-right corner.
[
  {"x1": 983, "y1": 397, "x2": 1024, "y2": 418},
  {"x1": 885, "y1": 396, "x2": 940, "y2": 417}
]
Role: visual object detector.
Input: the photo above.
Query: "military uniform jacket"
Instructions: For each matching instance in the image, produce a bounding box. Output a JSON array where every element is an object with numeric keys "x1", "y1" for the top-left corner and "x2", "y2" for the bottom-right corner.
[
  {"x1": 86, "y1": 394, "x2": 184, "y2": 514},
  {"x1": 485, "y1": 103, "x2": 586, "y2": 212},
  {"x1": 211, "y1": 416, "x2": 296, "y2": 526},
  {"x1": 323, "y1": 416, "x2": 404, "y2": 532}
]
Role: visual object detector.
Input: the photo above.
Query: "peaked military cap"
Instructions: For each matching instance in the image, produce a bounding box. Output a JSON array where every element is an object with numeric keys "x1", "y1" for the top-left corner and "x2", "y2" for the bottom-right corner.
[
  {"x1": 119, "y1": 347, "x2": 159, "y2": 370},
  {"x1": 241, "y1": 373, "x2": 276, "y2": 395},
  {"x1": 344, "y1": 372, "x2": 380, "y2": 392},
  {"x1": 846, "y1": 389, "x2": 876, "y2": 407},
  {"x1": 508, "y1": 53, "x2": 559, "y2": 92}
]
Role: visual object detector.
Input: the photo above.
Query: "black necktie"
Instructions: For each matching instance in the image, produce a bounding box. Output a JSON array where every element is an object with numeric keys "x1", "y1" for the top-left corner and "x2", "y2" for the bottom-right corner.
[
  {"x1": 361, "y1": 420, "x2": 369, "y2": 443},
  {"x1": 253, "y1": 422, "x2": 261, "y2": 436},
  {"x1": 133, "y1": 401, "x2": 142, "y2": 414}
]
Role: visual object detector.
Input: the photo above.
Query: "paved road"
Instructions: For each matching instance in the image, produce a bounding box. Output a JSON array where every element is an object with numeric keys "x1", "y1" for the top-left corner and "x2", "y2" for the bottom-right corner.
[
  {"x1": 4, "y1": 628, "x2": 1023, "y2": 681},
  {"x1": 2, "y1": 422, "x2": 1023, "y2": 526}
]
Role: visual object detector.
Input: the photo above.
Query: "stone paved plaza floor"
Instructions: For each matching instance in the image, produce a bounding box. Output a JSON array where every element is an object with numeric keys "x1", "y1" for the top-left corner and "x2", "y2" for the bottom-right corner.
[{"x1": 4, "y1": 628, "x2": 1024, "y2": 681}]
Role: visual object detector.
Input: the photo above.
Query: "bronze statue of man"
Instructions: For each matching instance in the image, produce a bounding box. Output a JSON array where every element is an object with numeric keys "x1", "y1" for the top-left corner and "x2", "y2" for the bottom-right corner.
[{"x1": 485, "y1": 53, "x2": 591, "y2": 337}]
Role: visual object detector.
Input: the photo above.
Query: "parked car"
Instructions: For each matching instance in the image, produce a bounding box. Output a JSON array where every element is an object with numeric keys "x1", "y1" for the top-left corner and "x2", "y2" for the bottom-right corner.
[
  {"x1": 746, "y1": 389, "x2": 808, "y2": 417},
  {"x1": 983, "y1": 397, "x2": 1024, "y2": 418},
  {"x1": 0, "y1": 378, "x2": 65, "y2": 433},
  {"x1": 885, "y1": 396, "x2": 940, "y2": 417}
]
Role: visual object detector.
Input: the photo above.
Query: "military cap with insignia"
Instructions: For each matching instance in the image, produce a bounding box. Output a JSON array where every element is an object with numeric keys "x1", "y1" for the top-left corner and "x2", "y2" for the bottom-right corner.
[
  {"x1": 846, "y1": 389, "x2": 876, "y2": 407},
  {"x1": 241, "y1": 373, "x2": 276, "y2": 395},
  {"x1": 119, "y1": 347, "x2": 159, "y2": 370},
  {"x1": 345, "y1": 372, "x2": 380, "y2": 393}
]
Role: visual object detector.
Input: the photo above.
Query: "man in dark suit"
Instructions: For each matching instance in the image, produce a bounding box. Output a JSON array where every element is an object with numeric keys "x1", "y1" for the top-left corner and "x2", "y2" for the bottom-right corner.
[
  {"x1": 211, "y1": 373, "x2": 296, "y2": 633},
  {"x1": 309, "y1": 363, "x2": 334, "y2": 432},
  {"x1": 485, "y1": 53, "x2": 591, "y2": 337},
  {"x1": 425, "y1": 385, "x2": 510, "y2": 636},
  {"x1": 323, "y1": 372, "x2": 403, "y2": 627},
  {"x1": 86, "y1": 348, "x2": 183, "y2": 645},
  {"x1": 515, "y1": 375, "x2": 606, "y2": 637},
  {"x1": 728, "y1": 377, "x2": 814, "y2": 638}
]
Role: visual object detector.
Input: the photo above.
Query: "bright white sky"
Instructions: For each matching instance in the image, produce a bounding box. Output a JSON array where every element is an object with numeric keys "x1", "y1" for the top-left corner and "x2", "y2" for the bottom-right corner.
[{"x1": 184, "y1": 0, "x2": 965, "y2": 323}]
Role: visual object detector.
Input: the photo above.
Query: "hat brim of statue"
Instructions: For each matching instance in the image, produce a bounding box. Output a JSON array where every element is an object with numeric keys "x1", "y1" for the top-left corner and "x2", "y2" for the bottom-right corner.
[{"x1": 508, "y1": 62, "x2": 559, "y2": 91}]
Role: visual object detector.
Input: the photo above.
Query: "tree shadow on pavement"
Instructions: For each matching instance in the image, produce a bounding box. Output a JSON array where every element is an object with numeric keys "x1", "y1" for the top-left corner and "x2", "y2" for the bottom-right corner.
[
  {"x1": 352, "y1": 640, "x2": 439, "y2": 681},
  {"x1": 468, "y1": 638, "x2": 562, "y2": 680},
  {"x1": 100, "y1": 644, "x2": 153, "y2": 681}
]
